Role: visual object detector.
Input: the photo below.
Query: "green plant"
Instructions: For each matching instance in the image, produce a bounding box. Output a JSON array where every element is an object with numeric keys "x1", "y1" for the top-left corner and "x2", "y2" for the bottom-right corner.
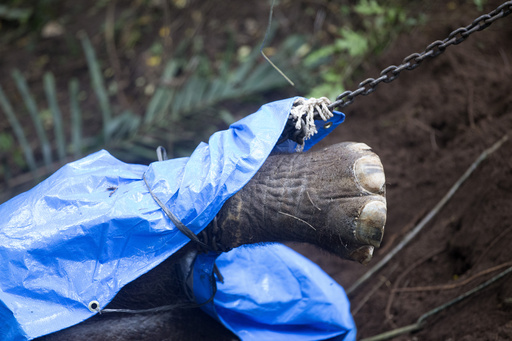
[
  {"x1": 305, "y1": 0, "x2": 421, "y2": 100},
  {"x1": 0, "y1": 4, "x2": 32, "y2": 23},
  {"x1": 0, "y1": 0, "x2": 61, "y2": 44},
  {"x1": 0, "y1": 0, "x2": 421, "y2": 199},
  {"x1": 0, "y1": 29, "x2": 307, "y2": 190},
  {"x1": 118, "y1": 31, "x2": 307, "y2": 161},
  {"x1": 473, "y1": 0, "x2": 486, "y2": 11}
]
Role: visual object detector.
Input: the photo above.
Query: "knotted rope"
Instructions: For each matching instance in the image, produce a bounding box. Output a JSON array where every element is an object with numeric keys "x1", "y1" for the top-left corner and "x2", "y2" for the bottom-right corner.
[{"x1": 288, "y1": 97, "x2": 333, "y2": 151}]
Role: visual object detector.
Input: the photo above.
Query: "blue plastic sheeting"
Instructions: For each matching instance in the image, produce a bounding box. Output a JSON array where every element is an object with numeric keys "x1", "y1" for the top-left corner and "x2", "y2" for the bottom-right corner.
[
  {"x1": 0, "y1": 97, "x2": 345, "y2": 340},
  {"x1": 194, "y1": 245, "x2": 357, "y2": 341}
]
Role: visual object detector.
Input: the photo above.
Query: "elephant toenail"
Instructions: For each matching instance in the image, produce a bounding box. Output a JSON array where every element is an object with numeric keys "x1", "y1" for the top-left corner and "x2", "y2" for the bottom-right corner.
[
  {"x1": 349, "y1": 245, "x2": 374, "y2": 265},
  {"x1": 348, "y1": 142, "x2": 372, "y2": 152},
  {"x1": 355, "y1": 201, "x2": 386, "y2": 247},
  {"x1": 354, "y1": 155, "x2": 385, "y2": 193}
]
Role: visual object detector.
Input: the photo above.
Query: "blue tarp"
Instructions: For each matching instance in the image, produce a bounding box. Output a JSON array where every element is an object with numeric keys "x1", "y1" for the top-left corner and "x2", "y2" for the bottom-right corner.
[
  {"x1": 196, "y1": 244, "x2": 356, "y2": 341},
  {"x1": 0, "y1": 97, "x2": 351, "y2": 340}
]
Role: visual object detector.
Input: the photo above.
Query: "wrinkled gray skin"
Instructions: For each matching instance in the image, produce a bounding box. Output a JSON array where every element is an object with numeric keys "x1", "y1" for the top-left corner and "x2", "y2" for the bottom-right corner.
[{"x1": 38, "y1": 142, "x2": 386, "y2": 341}]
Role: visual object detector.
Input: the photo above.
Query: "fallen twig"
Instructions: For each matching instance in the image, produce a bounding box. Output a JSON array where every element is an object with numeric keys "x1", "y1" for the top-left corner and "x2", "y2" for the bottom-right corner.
[
  {"x1": 384, "y1": 247, "x2": 445, "y2": 327},
  {"x1": 395, "y1": 260, "x2": 512, "y2": 293},
  {"x1": 474, "y1": 227, "x2": 512, "y2": 266},
  {"x1": 360, "y1": 265, "x2": 512, "y2": 341},
  {"x1": 347, "y1": 134, "x2": 509, "y2": 295},
  {"x1": 352, "y1": 263, "x2": 398, "y2": 317}
]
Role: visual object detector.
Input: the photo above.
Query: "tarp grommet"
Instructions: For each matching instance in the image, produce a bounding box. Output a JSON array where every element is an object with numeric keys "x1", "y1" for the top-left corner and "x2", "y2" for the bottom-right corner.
[
  {"x1": 88, "y1": 300, "x2": 100, "y2": 312},
  {"x1": 323, "y1": 122, "x2": 333, "y2": 129}
]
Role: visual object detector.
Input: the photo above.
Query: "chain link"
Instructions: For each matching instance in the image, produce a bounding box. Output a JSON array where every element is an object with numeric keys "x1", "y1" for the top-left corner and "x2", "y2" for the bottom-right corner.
[{"x1": 328, "y1": 1, "x2": 512, "y2": 111}]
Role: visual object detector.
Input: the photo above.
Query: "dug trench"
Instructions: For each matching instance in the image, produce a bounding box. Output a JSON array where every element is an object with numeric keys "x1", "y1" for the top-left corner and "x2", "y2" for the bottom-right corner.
[{"x1": 293, "y1": 0, "x2": 512, "y2": 339}]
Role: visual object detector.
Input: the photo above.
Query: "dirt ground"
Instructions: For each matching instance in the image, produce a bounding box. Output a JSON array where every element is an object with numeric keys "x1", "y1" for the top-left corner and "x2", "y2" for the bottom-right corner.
[
  {"x1": 297, "y1": 0, "x2": 512, "y2": 339},
  {"x1": 2, "y1": 0, "x2": 512, "y2": 340}
]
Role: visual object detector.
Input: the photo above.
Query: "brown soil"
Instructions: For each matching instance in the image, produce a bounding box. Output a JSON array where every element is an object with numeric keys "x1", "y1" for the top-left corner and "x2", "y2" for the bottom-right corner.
[
  {"x1": 297, "y1": 1, "x2": 512, "y2": 339},
  {"x1": 2, "y1": 0, "x2": 512, "y2": 340}
]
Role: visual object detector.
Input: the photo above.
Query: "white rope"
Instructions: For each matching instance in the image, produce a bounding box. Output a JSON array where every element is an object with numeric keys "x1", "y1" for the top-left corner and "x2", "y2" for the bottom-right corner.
[{"x1": 290, "y1": 97, "x2": 333, "y2": 150}]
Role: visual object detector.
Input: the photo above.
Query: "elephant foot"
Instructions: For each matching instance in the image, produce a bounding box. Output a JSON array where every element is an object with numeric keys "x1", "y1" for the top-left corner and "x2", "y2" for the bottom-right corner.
[{"x1": 209, "y1": 141, "x2": 387, "y2": 264}]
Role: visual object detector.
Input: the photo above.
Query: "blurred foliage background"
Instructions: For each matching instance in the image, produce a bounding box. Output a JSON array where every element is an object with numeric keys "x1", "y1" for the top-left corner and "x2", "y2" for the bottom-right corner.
[{"x1": 0, "y1": 0, "x2": 483, "y2": 202}]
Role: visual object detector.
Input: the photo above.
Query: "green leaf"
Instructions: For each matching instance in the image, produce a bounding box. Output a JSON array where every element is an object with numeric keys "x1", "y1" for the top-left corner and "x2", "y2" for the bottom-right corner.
[
  {"x1": 145, "y1": 61, "x2": 179, "y2": 124},
  {"x1": 44, "y1": 72, "x2": 66, "y2": 161},
  {"x1": 336, "y1": 28, "x2": 369, "y2": 57},
  {"x1": 79, "y1": 32, "x2": 113, "y2": 144},
  {"x1": 0, "y1": 5, "x2": 32, "y2": 22},
  {"x1": 12, "y1": 69, "x2": 53, "y2": 168},
  {"x1": 0, "y1": 133, "x2": 13, "y2": 152},
  {"x1": 0, "y1": 84, "x2": 37, "y2": 172},
  {"x1": 355, "y1": 0, "x2": 384, "y2": 16},
  {"x1": 106, "y1": 111, "x2": 140, "y2": 141},
  {"x1": 69, "y1": 78, "x2": 83, "y2": 158},
  {"x1": 473, "y1": 0, "x2": 485, "y2": 11}
]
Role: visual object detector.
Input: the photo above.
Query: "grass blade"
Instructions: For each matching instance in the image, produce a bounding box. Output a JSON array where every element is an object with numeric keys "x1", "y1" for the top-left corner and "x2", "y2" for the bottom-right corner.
[
  {"x1": 180, "y1": 75, "x2": 200, "y2": 113},
  {"x1": 145, "y1": 60, "x2": 177, "y2": 125},
  {"x1": 43, "y1": 72, "x2": 66, "y2": 161},
  {"x1": 0, "y1": 5, "x2": 32, "y2": 21},
  {"x1": 203, "y1": 78, "x2": 226, "y2": 104},
  {"x1": 230, "y1": 46, "x2": 260, "y2": 86},
  {"x1": 11, "y1": 69, "x2": 52, "y2": 168},
  {"x1": 155, "y1": 88, "x2": 176, "y2": 122},
  {"x1": 0, "y1": 85, "x2": 37, "y2": 172},
  {"x1": 69, "y1": 78, "x2": 82, "y2": 158},
  {"x1": 78, "y1": 31, "x2": 112, "y2": 144}
]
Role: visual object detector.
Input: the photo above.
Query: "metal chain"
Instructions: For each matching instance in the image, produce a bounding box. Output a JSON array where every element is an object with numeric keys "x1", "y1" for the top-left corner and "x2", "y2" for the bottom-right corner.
[{"x1": 328, "y1": 1, "x2": 512, "y2": 111}]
